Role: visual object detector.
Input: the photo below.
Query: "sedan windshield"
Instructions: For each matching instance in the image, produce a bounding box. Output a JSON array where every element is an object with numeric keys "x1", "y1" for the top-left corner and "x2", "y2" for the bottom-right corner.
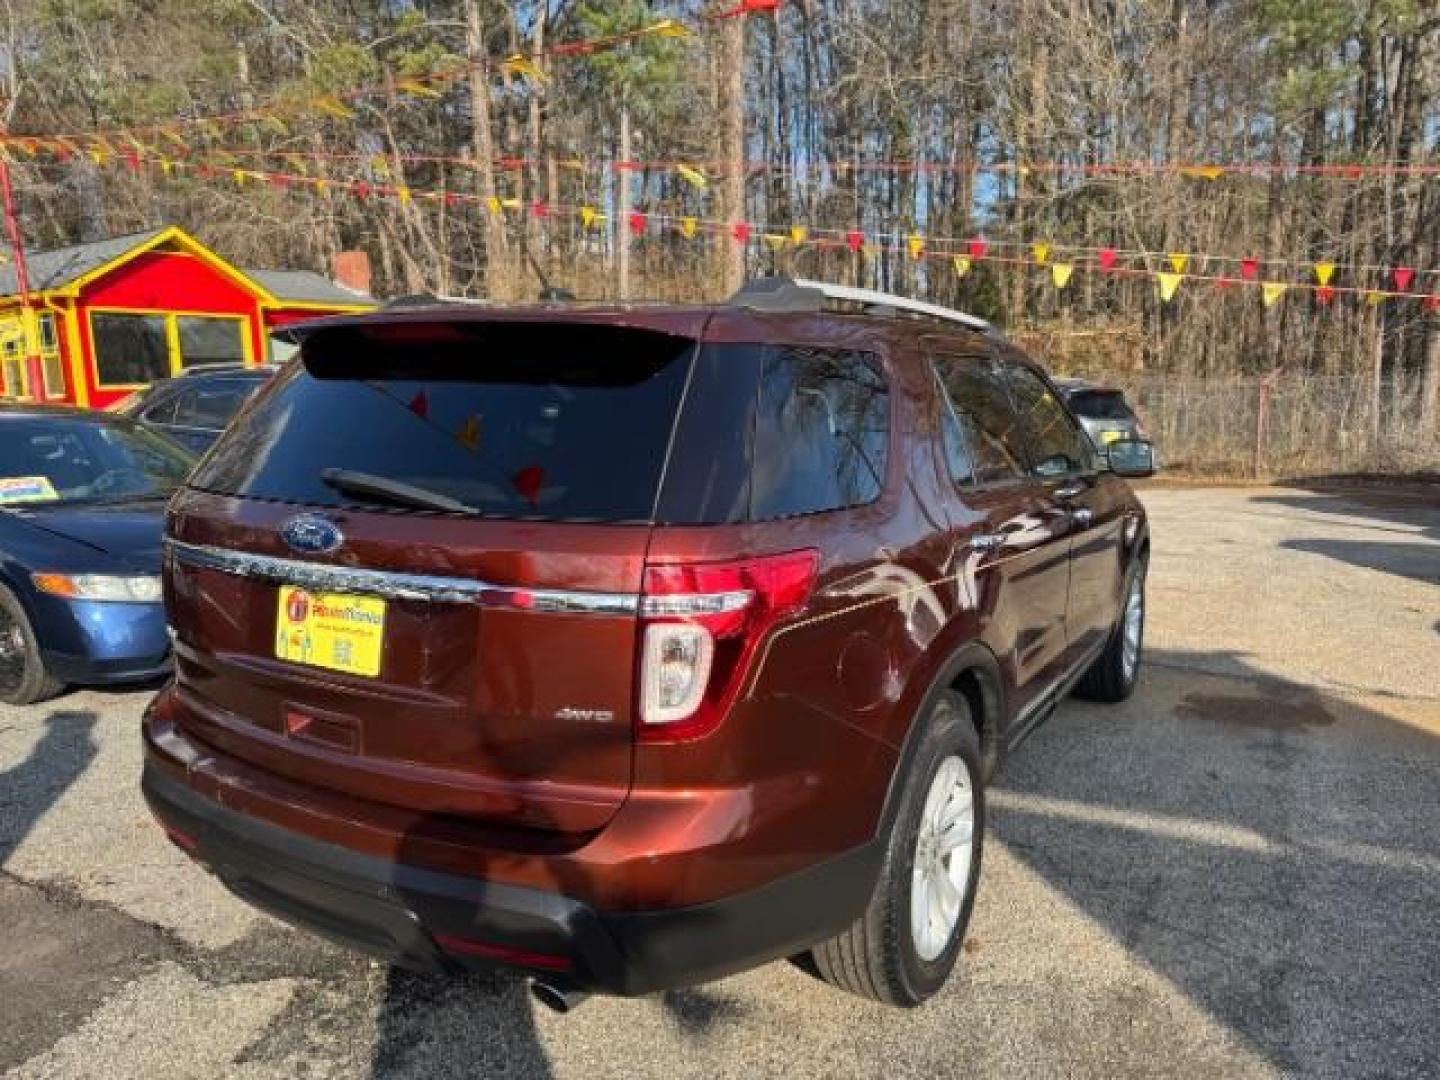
[{"x1": 0, "y1": 415, "x2": 195, "y2": 506}]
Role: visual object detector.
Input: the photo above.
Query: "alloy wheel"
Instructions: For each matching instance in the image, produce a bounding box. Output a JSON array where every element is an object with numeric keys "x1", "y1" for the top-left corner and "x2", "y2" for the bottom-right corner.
[{"x1": 910, "y1": 755, "x2": 976, "y2": 962}]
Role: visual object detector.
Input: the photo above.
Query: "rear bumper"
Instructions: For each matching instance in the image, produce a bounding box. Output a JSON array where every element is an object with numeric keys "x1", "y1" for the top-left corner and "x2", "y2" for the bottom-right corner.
[{"x1": 142, "y1": 761, "x2": 881, "y2": 995}]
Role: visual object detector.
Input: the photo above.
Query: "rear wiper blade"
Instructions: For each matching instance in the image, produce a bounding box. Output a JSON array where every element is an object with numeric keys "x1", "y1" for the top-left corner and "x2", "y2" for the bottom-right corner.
[{"x1": 319, "y1": 468, "x2": 479, "y2": 514}]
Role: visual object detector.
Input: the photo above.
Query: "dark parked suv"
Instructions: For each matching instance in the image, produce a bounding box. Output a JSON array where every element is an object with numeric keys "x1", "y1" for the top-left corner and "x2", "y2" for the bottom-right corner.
[{"x1": 142, "y1": 278, "x2": 1153, "y2": 1009}]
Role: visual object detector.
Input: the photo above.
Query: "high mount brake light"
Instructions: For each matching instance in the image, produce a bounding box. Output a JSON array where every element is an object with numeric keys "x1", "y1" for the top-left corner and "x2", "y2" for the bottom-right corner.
[{"x1": 637, "y1": 549, "x2": 819, "y2": 742}]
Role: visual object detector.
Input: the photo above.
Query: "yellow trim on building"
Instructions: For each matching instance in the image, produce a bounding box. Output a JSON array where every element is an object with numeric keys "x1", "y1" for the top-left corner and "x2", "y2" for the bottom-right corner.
[
  {"x1": 63, "y1": 300, "x2": 89, "y2": 408},
  {"x1": 86, "y1": 306, "x2": 254, "y2": 389}
]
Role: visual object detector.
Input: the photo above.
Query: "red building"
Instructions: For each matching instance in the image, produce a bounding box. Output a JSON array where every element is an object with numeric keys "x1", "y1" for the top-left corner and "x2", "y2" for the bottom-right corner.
[{"x1": 0, "y1": 226, "x2": 373, "y2": 408}]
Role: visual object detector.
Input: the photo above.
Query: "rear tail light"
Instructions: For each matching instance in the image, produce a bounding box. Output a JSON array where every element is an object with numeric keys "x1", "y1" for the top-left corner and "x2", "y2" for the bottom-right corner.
[{"x1": 637, "y1": 549, "x2": 819, "y2": 742}]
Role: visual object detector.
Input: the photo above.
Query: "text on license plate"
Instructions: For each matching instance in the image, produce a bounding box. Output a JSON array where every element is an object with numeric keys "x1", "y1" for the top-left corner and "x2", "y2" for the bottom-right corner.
[{"x1": 275, "y1": 586, "x2": 386, "y2": 678}]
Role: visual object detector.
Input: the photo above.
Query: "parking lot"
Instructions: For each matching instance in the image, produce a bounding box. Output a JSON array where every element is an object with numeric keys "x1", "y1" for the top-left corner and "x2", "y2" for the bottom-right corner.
[{"x1": 2, "y1": 484, "x2": 1437, "y2": 1079}]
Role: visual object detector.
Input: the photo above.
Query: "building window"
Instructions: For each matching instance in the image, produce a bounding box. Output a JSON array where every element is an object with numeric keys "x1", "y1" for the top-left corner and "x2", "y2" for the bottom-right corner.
[
  {"x1": 36, "y1": 314, "x2": 65, "y2": 398},
  {"x1": 92, "y1": 313, "x2": 170, "y2": 387},
  {"x1": 38, "y1": 313, "x2": 58, "y2": 352},
  {"x1": 177, "y1": 315, "x2": 245, "y2": 368}
]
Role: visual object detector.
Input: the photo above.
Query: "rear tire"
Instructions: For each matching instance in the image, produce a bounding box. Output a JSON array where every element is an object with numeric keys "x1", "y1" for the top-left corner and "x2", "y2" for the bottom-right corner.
[
  {"x1": 1073, "y1": 558, "x2": 1146, "y2": 703},
  {"x1": 808, "y1": 690, "x2": 984, "y2": 1006},
  {"x1": 0, "y1": 585, "x2": 65, "y2": 706}
]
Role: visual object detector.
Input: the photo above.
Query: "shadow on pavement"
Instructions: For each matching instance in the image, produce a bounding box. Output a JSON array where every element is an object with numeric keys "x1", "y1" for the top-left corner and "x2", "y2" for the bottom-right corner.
[
  {"x1": 0, "y1": 710, "x2": 98, "y2": 867},
  {"x1": 990, "y1": 647, "x2": 1439, "y2": 1076},
  {"x1": 1254, "y1": 486, "x2": 1440, "y2": 585}
]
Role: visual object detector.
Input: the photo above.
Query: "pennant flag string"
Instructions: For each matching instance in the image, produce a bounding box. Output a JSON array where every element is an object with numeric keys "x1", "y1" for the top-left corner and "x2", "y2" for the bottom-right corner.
[{"x1": 57, "y1": 151, "x2": 1440, "y2": 308}]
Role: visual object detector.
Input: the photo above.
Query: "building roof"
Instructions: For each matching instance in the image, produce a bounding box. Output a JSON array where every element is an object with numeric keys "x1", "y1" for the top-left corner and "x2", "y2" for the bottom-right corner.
[
  {"x1": 245, "y1": 268, "x2": 372, "y2": 306},
  {"x1": 0, "y1": 227, "x2": 371, "y2": 306},
  {"x1": 0, "y1": 228, "x2": 167, "y2": 296}
]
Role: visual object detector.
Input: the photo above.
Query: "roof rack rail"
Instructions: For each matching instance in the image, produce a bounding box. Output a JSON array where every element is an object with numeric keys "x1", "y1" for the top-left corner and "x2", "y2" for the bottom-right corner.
[{"x1": 728, "y1": 276, "x2": 995, "y2": 336}]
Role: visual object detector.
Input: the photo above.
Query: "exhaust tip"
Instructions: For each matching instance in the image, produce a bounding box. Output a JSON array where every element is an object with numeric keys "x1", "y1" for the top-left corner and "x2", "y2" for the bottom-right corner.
[{"x1": 530, "y1": 978, "x2": 589, "y2": 1014}]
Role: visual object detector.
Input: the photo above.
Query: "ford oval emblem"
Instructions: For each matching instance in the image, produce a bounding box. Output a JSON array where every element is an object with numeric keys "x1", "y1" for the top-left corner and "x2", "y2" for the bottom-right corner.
[{"x1": 280, "y1": 514, "x2": 343, "y2": 555}]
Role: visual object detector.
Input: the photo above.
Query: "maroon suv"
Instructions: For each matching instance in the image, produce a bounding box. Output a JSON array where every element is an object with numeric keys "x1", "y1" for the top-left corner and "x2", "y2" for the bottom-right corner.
[{"x1": 143, "y1": 278, "x2": 1153, "y2": 1009}]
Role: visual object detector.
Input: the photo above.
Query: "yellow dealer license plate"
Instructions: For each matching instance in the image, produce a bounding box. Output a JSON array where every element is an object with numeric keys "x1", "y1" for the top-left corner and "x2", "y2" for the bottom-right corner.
[
  {"x1": 1100, "y1": 429, "x2": 1125, "y2": 444},
  {"x1": 274, "y1": 586, "x2": 386, "y2": 678}
]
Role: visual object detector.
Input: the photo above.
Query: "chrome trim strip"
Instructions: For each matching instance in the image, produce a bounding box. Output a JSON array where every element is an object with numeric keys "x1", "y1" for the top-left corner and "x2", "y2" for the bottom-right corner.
[{"x1": 165, "y1": 540, "x2": 639, "y2": 614}]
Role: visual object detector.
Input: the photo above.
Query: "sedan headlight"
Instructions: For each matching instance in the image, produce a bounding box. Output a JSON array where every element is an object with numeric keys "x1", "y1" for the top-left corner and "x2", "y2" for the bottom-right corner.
[{"x1": 32, "y1": 572, "x2": 163, "y2": 603}]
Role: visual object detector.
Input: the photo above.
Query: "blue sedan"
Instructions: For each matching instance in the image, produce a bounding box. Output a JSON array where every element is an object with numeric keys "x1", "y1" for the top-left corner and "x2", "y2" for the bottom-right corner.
[{"x1": 0, "y1": 405, "x2": 195, "y2": 704}]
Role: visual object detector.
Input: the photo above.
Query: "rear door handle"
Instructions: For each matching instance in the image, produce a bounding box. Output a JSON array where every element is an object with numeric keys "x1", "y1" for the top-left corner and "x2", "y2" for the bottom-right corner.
[{"x1": 1053, "y1": 481, "x2": 1088, "y2": 501}]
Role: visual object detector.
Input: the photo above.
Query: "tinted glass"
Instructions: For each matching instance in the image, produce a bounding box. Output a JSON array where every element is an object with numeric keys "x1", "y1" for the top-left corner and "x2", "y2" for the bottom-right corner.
[
  {"x1": 92, "y1": 313, "x2": 169, "y2": 386},
  {"x1": 190, "y1": 324, "x2": 695, "y2": 523},
  {"x1": 933, "y1": 355, "x2": 1026, "y2": 484},
  {"x1": 750, "y1": 346, "x2": 888, "y2": 519},
  {"x1": 0, "y1": 416, "x2": 194, "y2": 505},
  {"x1": 140, "y1": 390, "x2": 182, "y2": 425},
  {"x1": 1002, "y1": 360, "x2": 1096, "y2": 477},
  {"x1": 1067, "y1": 389, "x2": 1135, "y2": 422},
  {"x1": 178, "y1": 316, "x2": 246, "y2": 367},
  {"x1": 172, "y1": 382, "x2": 251, "y2": 428},
  {"x1": 655, "y1": 343, "x2": 760, "y2": 525},
  {"x1": 934, "y1": 370, "x2": 977, "y2": 487}
]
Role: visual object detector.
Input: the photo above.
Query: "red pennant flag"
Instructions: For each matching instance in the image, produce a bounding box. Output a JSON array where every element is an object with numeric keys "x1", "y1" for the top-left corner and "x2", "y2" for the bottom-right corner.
[
  {"x1": 712, "y1": 0, "x2": 781, "y2": 18},
  {"x1": 408, "y1": 391, "x2": 429, "y2": 419},
  {"x1": 1393, "y1": 267, "x2": 1414, "y2": 291},
  {"x1": 511, "y1": 466, "x2": 545, "y2": 508},
  {"x1": 628, "y1": 210, "x2": 647, "y2": 236},
  {"x1": 120, "y1": 150, "x2": 141, "y2": 173},
  {"x1": 1240, "y1": 258, "x2": 1259, "y2": 281},
  {"x1": 267, "y1": 172, "x2": 291, "y2": 188},
  {"x1": 1316, "y1": 286, "x2": 1335, "y2": 306},
  {"x1": 531, "y1": 199, "x2": 549, "y2": 219},
  {"x1": 732, "y1": 221, "x2": 751, "y2": 245},
  {"x1": 1098, "y1": 248, "x2": 1118, "y2": 271},
  {"x1": 1214, "y1": 277, "x2": 1236, "y2": 290},
  {"x1": 353, "y1": 181, "x2": 371, "y2": 200},
  {"x1": 195, "y1": 165, "x2": 216, "y2": 180},
  {"x1": 1344, "y1": 165, "x2": 1362, "y2": 180},
  {"x1": 968, "y1": 238, "x2": 988, "y2": 261},
  {"x1": 846, "y1": 230, "x2": 864, "y2": 254},
  {"x1": 443, "y1": 192, "x2": 460, "y2": 207},
  {"x1": 1424, "y1": 295, "x2": 1440, "y2": 313}
]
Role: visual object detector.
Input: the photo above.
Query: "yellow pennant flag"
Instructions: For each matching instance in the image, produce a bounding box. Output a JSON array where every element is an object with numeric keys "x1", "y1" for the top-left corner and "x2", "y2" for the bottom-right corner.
[
  {"x1": 679, "y1": 216, "x2": 698, "y2": 239},
  {"x1": 1156, "y1": 272, "x2": 1183, "y2": 303},
  {"x1": 1365, "y1": 290, "x2": 1386, "y2": 306},
  {"x1": 232, "y1": 168, "x2": 249, "y2": 186},
  {"x1": 502, "y1": 54, "x2": 549, "y2": 83},
  {"x1": 1032, "y1": 242, "x2": 1049, "y2": 266},
  {"x1": 789, "y1": 225, "x2": 808, "y2": 245},
  {"x1": 1182, "y1": 165, "x2": 1225, "y2": 180},
  {"x1": 579, "y1": 205, "x2": 598, "y2": 229},
  {"x1": 1051, "y1": 263, "x2": 1074, "y2": 289},
  {"x1": 396, "y1": 186, "x2": 412, "y2": 206},
  {"x1": 675, "y1": 164, "x2": 707, "y2": 189},
  {"x1": 370, "y1": 155, "x2": 391, "y2": 178},
  {"x1": 649, "y1": 17, "x2": 693, "y2": 38},
  {"x1": 455, "y1": 415, "x2": 482, "y2": 451},
  {"x1": 1261, "y1": 282, "x2": 1287, "y2": 308},
  {"x1": 1168, "y1": 252, "x2": 1189, "y2": 274},
  {"x1": 312, "y1": 96, "x2": 356, "y2": 119},
  {"x1": 88, "y1": 148, "x2": 109, "y2": 166},
  {"x1": 395, "y1": 78, "x2": 443, "y2": 99},
  {"x1": 486, "y1": 195, "x2": 502, "y2": 215},
  {"x1": 159, "y1": 158, "x2": 174, "y2": 176},
  {"x1": 764, "y1": 233, "x2": 789, "y2": 251},
  {"x1": 952, "y1": 255, "x2": 972, "y2": 279},
  {"x1": 1314, "y1": 262, "x2": 1335, "y2": 286},
  {"x1": 315, "y1": 178, "x2": 330, "y2": 195},
  {"x1": 907, "y1": 234, "x2": 925, "y2": 260}
]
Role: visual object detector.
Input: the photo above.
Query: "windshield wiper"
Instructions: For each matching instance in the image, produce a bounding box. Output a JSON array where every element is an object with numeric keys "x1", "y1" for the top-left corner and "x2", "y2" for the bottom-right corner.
[{"x1": 319, "y1": 468, "x2": 479, "y2": 514}]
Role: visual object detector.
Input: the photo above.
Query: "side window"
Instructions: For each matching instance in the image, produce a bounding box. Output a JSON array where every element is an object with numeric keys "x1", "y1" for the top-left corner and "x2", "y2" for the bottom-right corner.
[
  {"x1": 1001, "y1": 359, "x2": 1096, "y2": 478},
  {"x1": 932, "y1": 355, "x2": 1027, "y2": 485},
  {"x1": 172, "y1": 383, "x2": 249, "y2": 429},
  {"x1": 140, "y1": 392, "x2": 181, "y2": 425},
  {"x1": 751, "y1": 346, "x2": 889, "y2": 519}
]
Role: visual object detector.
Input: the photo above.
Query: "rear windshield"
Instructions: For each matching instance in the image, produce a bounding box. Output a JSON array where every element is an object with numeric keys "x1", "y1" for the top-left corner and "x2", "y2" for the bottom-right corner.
[
  {"x1": 1066, "y1": 390, "x2": 1135, "y2": 422},
  {"x1": 188, "y1": 323, "x2": 695, "y2": 523}
]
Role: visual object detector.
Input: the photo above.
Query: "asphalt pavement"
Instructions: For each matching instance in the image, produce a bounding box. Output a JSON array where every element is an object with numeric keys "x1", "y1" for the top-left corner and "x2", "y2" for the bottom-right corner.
[{"x1": 1, "y1": 483, "x2": 1437, "y2": 1078}]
